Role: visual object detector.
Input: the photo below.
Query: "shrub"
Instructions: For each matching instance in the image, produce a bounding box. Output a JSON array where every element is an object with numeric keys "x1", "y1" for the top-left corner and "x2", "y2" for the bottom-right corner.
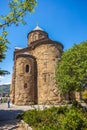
[
  {"x1": 71, "y1": 100, "x2": 83, "y2": 109},
  {"x1": 57, "y1": 105, "x2": 68, "y2": 114},
  {"x1": 18, "y1": 106, "x2": 87, "y2": 130},
  {"x1": 61, "y1": 108, "x2": 87, "y2": 130},
  {"x1": 19, "y1": 106, "x2": 65, "y2": 130}
]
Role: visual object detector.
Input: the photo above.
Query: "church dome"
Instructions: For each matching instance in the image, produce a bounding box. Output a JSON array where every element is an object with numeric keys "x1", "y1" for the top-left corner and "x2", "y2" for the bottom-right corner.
[{"x1": 27, "y1": 25, "x2": 48, "y2": 46}]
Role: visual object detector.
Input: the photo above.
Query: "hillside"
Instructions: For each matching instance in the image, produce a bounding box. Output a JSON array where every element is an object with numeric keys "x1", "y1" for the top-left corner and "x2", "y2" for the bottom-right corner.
[{"x1": 0, "y1": 84, "x2": 10, "y2": 93}]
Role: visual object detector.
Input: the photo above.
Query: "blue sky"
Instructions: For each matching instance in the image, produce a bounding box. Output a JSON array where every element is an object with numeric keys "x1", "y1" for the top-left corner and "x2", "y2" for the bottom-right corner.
[{"x1": 0, "y1": 0, "x2": 87, "y2": 85}]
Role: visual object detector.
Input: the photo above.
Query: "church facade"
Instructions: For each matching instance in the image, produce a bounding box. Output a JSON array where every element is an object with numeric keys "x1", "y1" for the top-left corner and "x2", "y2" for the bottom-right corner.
[{"x1": 10, "y1": 25, "x2": 80, "y2": 105}]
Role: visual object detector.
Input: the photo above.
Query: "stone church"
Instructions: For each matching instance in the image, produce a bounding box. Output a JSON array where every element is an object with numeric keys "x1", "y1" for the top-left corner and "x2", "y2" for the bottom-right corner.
[{"x1": 10, "y1": 25, "x2": 80, "y2": 105}]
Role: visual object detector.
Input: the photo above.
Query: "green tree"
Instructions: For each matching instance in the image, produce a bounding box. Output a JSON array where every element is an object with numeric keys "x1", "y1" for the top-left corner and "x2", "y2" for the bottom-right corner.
[
  {"x1": 0, "y1": 0, "x2": 37, "y2": 75},
  {"x1": 82, "y1": 89, "x2": 87, "y2": 102},
  {"x1": 55, "y1": 41, "x2": 87, "y2": 94}
]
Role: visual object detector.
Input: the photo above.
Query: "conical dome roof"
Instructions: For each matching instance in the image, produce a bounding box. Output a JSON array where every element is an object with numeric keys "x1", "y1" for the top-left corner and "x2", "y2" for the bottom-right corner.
[{"x1": 33, "y1": 25, "x2": 43, "y2": 31}]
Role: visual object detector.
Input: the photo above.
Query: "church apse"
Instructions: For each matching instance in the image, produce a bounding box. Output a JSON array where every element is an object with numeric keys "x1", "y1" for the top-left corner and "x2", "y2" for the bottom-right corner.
[{"x1": 14, "y1": 54, "x2": 37, "y2": 105}]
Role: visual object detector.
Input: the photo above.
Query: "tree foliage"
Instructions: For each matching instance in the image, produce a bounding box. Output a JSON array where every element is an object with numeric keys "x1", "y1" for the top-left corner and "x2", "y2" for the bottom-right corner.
[
  {"x1": 55, "y1": 41, "x2": 87, "y2": 94},
  {"x1": 0, "y1": 0, "x2": 37, "y2": 75},
  {"x1": 82, "y1": 89, "x2": 87, "y2": 102}
]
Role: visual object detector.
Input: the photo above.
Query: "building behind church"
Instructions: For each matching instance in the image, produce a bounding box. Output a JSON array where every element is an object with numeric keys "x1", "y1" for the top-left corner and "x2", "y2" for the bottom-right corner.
[{"x1": 10, "y1": 25, "x2": 80, "y2": 105}]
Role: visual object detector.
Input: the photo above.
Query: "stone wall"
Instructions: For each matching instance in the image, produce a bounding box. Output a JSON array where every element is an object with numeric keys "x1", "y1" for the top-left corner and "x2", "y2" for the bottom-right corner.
[
  {"x1": 14, "y1": 55, "x2": 36, "y2": 105},
  {"x1": 10, "y1": 61, "x2": 16, "y2": 104},
  {"x1": 32, "y1": 43, "x2": 62, "y2": 104},
  {"x1": 10, "y1": 39, "x2": 64, "y2": 105}
]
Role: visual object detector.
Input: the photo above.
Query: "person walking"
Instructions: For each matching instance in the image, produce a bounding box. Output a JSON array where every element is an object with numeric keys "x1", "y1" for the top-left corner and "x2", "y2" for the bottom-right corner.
[
  {"x1": 7, "y1": 97, "x2": 10, "y2": 108},
  {"x1": 0, "y1": 97, "x2": 2, "y2": 103}
]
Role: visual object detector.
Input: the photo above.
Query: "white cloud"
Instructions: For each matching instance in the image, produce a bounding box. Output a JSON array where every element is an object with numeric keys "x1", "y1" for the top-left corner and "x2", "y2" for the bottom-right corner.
[
  {"x1": 3, "y1": 82, "x2": 11, "y2": 85},
  {"x1": 0, "y1": 76, "x2": 4, "y2": 79},
  {"x1": 0, "y1": 82, "x2": 11, "y2": 86}
]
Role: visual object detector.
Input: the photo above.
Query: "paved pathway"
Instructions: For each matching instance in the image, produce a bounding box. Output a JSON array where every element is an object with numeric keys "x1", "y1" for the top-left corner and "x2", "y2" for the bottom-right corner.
[
  {"x1": 0, "y1": 103, "x2": 36, "y2": 130},
  {"x1": 0, "y1": 103, "x2": 50, "y2": 130}
]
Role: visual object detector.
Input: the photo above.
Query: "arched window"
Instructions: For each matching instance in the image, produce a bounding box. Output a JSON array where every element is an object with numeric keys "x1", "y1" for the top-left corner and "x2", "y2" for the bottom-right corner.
[
  {"x1": 24, "y1": 83, "x2": 27, "y2": 88},
  {"x1": 26, "y1": 65, "x2": 29, "y2": 73}
]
